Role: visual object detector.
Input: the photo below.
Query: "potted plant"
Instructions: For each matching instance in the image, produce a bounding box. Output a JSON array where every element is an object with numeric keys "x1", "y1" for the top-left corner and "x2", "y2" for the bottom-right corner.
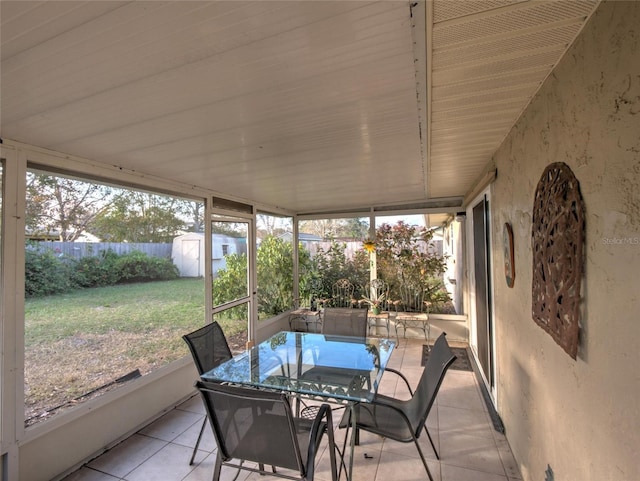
[{"x1": 359, "y1": 292, "x2": 386, "y2": 314}]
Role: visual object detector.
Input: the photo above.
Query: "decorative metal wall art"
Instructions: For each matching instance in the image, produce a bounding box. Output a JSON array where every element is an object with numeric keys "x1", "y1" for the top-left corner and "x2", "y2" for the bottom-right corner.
[
  {"x1": 531, "y1": 162, "x2": 585, "y2": 359},
  {"x1": 503, "y1": 222, "x2": 515, "y2": 288}
]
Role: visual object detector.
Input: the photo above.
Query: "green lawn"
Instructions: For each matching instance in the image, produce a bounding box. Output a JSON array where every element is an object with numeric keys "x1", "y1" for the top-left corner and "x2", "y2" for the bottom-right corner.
[
  {"x1": 23, "y1": 278, "x2": 246, "y2": 425},
  {"x1": 25, "y1": 278, "x2": 207, "y2": 345}
]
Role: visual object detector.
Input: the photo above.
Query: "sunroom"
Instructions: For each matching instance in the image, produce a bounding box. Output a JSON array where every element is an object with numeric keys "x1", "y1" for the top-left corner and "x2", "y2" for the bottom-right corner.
[{"x1": 1, "y1": 1, "x2": 638, "y2": 481}]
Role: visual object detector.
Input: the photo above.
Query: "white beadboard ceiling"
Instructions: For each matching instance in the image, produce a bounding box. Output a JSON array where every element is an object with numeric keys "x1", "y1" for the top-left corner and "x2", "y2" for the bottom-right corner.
[{"x1": 1, "y1": 0, "x2": 598, "y2": 220}]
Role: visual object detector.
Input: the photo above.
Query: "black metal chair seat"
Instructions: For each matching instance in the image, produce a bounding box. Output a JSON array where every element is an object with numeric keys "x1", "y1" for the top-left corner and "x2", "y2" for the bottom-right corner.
[{"x1": 196, "y1": 380, "x2": 338, "y2": 481}]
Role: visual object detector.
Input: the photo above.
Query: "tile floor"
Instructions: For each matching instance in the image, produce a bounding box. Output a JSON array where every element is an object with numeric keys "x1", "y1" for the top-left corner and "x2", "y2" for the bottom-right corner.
[{"x1": 61, "y1": 339, "x2": 522, "y2": 481}]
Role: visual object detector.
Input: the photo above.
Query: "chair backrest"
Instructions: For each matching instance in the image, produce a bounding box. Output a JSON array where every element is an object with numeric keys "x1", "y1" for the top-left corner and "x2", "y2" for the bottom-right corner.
[
  {"x1": 322, "y1": 308, "x2": 367, "y2": 337},
  {"x1": 399, "y1": 282, "x2": 428, "y2": 313},
  {"x1": 410, "y1": 333, "x2": 456, "y2": 435},
  {"x1": 196, "y1": 380, "x2": 305, "y2": 473},
  {"x1": 361, "y1": 279, "x2": 389, "y2": 310},
  {"x1": 182, "y1": 322, "x2": 233, "y2": 375},
  {"x1": 331, "y1": 278, "x2": 356, "y2": 308}
]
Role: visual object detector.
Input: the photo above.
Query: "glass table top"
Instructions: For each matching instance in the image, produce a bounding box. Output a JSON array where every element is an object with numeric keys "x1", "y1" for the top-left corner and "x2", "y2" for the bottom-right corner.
[{"x1": 202, "y1": 331, "x2": 396, "y2": 403}]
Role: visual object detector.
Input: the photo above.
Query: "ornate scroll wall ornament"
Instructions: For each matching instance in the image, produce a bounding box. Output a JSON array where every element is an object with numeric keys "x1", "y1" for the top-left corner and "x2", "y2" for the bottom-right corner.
[{"x1": 531, "y1": 162, "x2": 585, "y2": 359}]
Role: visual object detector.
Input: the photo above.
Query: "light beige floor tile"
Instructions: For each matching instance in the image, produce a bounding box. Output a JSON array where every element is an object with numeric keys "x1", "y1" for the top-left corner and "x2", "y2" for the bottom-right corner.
[
  {"x1": 87, "y1": 434, "x2": 167, "y2": 478},
  {"x1": 377, "y1": 450, "x2": 441, "y2": 481},
  {"x1": 438, "y1": 372, "x2": 486, "y2": 412},
  {"x1": 177, "y1": 394, "x2": 205, "y2": 414},
  {"x1": 392, "y1": 366, "x2": 422, "y2": 398},
  {"x1": 180, "y1": 452, "x2": 217, "y2": 481},
  {"x1": 426, "y1": 404, "x2": 439, "y2": 433},
  {"x1": 61, "y1": 467, "x2": 122, "y2": 481},
  {"x1": 398, "y1": 351, "x2": 423, "y2": 370},
  {"x1": 378, "y1": 434, "x2": 440, "y2": 462},
  {"x1": 441, "y1": 463, "x2": 508, "y2": 481},
  {"x1": 494, "y1": 435, "x2": 523, "y2": 479},
  {"x1": 172, "y1": 416, "x2": 216, "y2": 452},
  {"x1": 123, "y1": 443, "x2": 196, "y2": 481},
  {"x1": 138, "y1": 409, "x2": 203, "y2": 442},
  {"x1": 184, "y1": 453, "x2": 253, "y2": 481},
  {"x1": 376, "y1": 372, "x2": 399, "y2": 396},
  {"x1": 438, "y1": 405, "x2": 494, "y2": 439},
  {"x1": 312, "y1": 441, "x2": 341, "y2": 481},
  {"x1": 343, "y1": 442, "x2": 383, "y2": 481},
  {"x1": 439, "y1": 431, "x2": 505, "y2": 476}
]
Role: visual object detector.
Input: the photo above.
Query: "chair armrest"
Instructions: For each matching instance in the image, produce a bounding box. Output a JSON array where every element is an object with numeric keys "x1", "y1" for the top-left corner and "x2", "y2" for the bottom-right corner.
[{"x1": 382, "y1": 367, "x2": 414, "y2": 396}]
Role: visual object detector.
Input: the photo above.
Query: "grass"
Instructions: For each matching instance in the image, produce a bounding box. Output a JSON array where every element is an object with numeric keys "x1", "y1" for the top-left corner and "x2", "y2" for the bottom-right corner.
[
  {"x1": 24, "y1": 278, "x2": 246, "y2": 426},
  {"x1": 26, "y1": 278, "x2": 205, "y2": 344}
]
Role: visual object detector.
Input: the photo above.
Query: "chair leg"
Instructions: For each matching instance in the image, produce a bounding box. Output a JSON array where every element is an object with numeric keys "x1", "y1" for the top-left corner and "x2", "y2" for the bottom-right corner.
[
  {"x1": 339, "y1": 418, "x2": 349, "y2": 480},
  {"x1": 422, "y1": 425, "x2": 440, "y2": 459},
  {"x1": 326, "y1": 420, "x2": 339, "y2": 481},
  {"x1": 424, "y1": 322, "x2": 431, "y2": 343},
  {"x1": 412, "y1": 436, "x2": 435, "y2": 481},
  {"x1": 190, "y1": 417, "x2": 207, "y2": 465},
  {"x1": 212, "y1": 450, "x2": 223, "y2": 481}
]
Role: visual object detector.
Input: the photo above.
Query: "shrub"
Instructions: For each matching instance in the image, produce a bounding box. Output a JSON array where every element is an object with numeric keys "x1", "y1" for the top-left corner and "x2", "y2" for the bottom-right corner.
[
  {"x1": 257, "y1": 236, "x2": 294, "y2": 317},
  {"x1": 312, "y1": 241, "x2": 369, "y2": 299},
  {"x1": 25, "y1": 245, "x2": 179, "y2": 297},
  {"x1": 114, "y1": 250, "x2": 179, "y2": 283},
  {"x1": 212, "y1": 252, "x2": 248, "y2": 321},
  {"x1": 25, "y1": 248, "x2": 74, "y2": 297},
  {"x1": 72, "y1": 250, "x2": 120, "y2": 287}
]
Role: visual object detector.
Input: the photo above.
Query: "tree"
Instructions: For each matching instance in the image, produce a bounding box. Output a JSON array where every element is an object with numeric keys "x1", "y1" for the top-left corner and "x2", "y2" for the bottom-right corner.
[
  {"x1": 256, "y1": 214, "x2": 290, "y2": 239},
  {"x1": 178, "y1": 200, "x2": 204, "y2": 232},
  {"x1": 299, "y1": 218, "x2": 368, "y2": 240},
  {"x1": 90, "y1": 192, "x2": 187, "y2": 242},
  {"x1": 343, "y1": 218, "x2": 369, "y2": 239},
  {"x1": 375, "y1": 222, "x2": 450, "y2": 308},
  {"x1": 211, "y1": 222, "x2": 246, "y2": 237},
  {"x1": 26, "y1": 172, "x2": 116, "y2": 241}
]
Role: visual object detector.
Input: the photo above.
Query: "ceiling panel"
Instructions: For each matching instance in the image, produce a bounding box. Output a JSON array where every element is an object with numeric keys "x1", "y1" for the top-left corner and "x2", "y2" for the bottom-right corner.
[
  {"x1": 1, "y1": 1, "x2": 599, "y2": 217},
  {"x1": 428, "y1": 0, "x2": 598, "y2": 199}
]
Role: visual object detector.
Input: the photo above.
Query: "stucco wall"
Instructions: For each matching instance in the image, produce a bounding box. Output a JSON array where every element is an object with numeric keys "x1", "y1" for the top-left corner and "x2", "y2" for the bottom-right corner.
[{"x1": 490, "y1": 2, "x2": 640, "y2": 481}]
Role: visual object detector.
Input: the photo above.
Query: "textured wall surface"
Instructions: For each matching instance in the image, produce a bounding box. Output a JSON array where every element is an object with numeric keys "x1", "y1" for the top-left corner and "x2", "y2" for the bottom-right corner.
[{"x1": 490, "y1": 2, "x2": 640, "y2": 480}]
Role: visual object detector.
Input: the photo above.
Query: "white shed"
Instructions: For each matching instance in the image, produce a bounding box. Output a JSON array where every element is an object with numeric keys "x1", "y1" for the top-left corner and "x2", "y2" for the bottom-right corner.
[{"x1": 172, "y1": 233, "x2": 204, "y2": 277}]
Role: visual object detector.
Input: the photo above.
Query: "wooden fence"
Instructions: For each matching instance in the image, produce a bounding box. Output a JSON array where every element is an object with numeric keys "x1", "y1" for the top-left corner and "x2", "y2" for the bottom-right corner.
[{"x1": 28, "y1": 242, "x2": 173, "y2": 259}]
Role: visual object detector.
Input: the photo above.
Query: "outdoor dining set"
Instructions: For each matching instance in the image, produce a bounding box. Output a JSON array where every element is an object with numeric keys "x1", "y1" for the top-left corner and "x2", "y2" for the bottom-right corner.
[{"x1": 182, "y1": 300, "x2": 457, "y2": 481}]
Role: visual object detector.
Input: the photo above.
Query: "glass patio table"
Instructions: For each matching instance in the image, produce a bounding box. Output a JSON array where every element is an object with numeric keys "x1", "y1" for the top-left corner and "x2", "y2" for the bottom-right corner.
[{"x1": 202, "y1": 331, "x2": 396, "y2": 480}]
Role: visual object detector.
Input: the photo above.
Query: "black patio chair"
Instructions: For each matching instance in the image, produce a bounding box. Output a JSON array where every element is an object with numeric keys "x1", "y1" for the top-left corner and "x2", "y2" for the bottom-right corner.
[
  {"x1": 196, "y1": 380, "x2": 338, "y2": 481},
  {"x1": 321, "y1": 308, "x2": 367, "y2": 337},
  {"x1": 338, "y1": 332, "x2": 456, "y2": 481},
  {"x1": 182, "y1": 322, "x2": 233, "y2": 465}
]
